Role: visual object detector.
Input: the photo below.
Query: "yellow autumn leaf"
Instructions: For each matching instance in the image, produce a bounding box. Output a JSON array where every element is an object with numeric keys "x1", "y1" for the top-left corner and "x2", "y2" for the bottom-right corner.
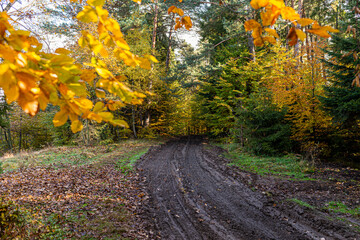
[
  {"x1": 55, "y1": 48, "x2": 72, "y2": 55},
  {"x1": 96, "y1": 67, "x2": 114, "y2": 78},
  {"x1": 99, "y1": 112, "x2": 114, "y2": 121},
  {"x1": 69, "y1": 113, "x2": 78, "y2": 122},
  {"x1": 297, "y1": 18, "x2": 314, "y2": 27},
  {"x1": 168, "y1": 6, "x2": 184, "y2": 16},
  {"x1": 0, "y1": 45, "x2": 15, "y2": 62},
  {"x1": 264, "y1": 28, "x2": 279, "y2": 38},
  {"x1": 93, "y1": 101, "x2": 105, "y2": 113},
  {"x1": 38, "y1": 92, "x2": 49, "y2": 111},
  {"x1": 268, "y1": 0, "x2": 285, "y2": 9},
  {"x1": 116, "y1": 39, "x2": 130, "y2": 50},
  {"x1": 77, "y1": 6, "x2": 98, "y2": 23},
  {"x1": 261, "y1": 10, "x2": 273, "y2": 26},
  {"x1": 281, "y1": 7, "x2": 300, "y2": 21},
  {"x1": 307, "y1": 29, "x2": 331, "y2": 38},
  {"x1": 95, "y1": 89, "x2": 106, "y2": 98},
  {"x1": 175, "y1": 20, "x2": 182, "y2": 30},
  {"x1": 250, "y1": 0, "x2": 269, "y2": 9},
  {"x1": 244, "y1": 19, "x2": 261, "y2": 32},
  {"x1": 53, "y1": 108, "x2": 68, "y2": 127},
  {"x1": 111, "y1": 119, "x2": 129, "y2": 128},
  {"x1": 252, "y1": 27, "x2": 263, "y2": 39},
  {"x1": 18, "y1": 96, "x2": 39, "y2": 116},
  {"x1": 81, "y1": 69, "x2": 96, "y2": 82},
  {"x1": 71, "y1": 120, "x2": 83, "y2": 133},
  {"x1": 95, "y1": 6, "x2": 109, "y2": 21},
  {"x1": 145, "y1": 54, "x2": 159, "y2": 63},
  {"x1": 182, "y1": 16, "x2": 192, "y2": 30},
  {"x1": 87, "y1": 0, "x2": 105, "y2": 7},
  {"x1": 295, "y1": 29, "x2": 306, "y2": 41},
  {"x1": 263, "y1": 36, "x2": 276, "y2": 44},
  {"x1": 75, "y1": 98, "x2": 93, "y2": 110},
  {"x1": 68, "y1": 102, "x2": 82, "y2": 116},
  {"x1": 254, "y1": 37, "x2": 264, "y2": 46},
  {"x1": 322, "y1": 26, "x2": 339, "y2": 33},
  {"x1": 6, "y1": 83, "x2": 19, "y2": 103}
]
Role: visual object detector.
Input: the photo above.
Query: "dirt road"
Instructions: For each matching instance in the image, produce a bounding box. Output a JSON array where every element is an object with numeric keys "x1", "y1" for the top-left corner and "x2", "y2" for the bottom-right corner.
[{"x1": 138, "y1": 137, "x2": 359, "y2": 240}]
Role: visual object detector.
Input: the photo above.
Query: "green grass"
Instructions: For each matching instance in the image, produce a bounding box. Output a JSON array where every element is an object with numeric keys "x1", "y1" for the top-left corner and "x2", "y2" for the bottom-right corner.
[
  {"x1": 221, "y1": 145, "x2": 314, "y2": 180},
  {"x1": 116, "y1": 148, "x2": 149, "y2": 174},
  {"x1": 289, "y1": 198, "x2": 315, "y2": 209},
  {"x1": 0, "y1": 139, "x2": 159, "y2": 172},
  {"x1": 324, "y1": 201, "x2": 360, "y2": 216}
]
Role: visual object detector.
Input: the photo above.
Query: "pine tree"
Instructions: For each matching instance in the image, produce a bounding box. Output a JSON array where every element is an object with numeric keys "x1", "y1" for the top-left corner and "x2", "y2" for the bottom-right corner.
[
  {"x1": 320, "y1": 1, "x2": 360, "y2": 128},
  {"x1": 319, "y1": 0, "x2": 360, "y2": 160}
]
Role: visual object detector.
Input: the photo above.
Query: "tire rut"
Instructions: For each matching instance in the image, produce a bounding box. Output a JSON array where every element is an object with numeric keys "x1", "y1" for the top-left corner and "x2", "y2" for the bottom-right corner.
[{"x1": 138, "y1": 137, "x2": 343, "y2": 240}]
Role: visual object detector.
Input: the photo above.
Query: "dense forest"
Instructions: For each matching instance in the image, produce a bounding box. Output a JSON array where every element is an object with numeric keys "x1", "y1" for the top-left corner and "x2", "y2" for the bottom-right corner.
[
  {"x1": 0, "y1": 0, "x2": 359, "y2": 165},
  {"x1": 2, "y1": 0, "x2": 360, "y2": 239}
]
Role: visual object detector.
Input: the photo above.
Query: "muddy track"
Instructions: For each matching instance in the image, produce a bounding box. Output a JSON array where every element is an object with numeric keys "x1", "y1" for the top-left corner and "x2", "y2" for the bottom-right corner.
[{"x1": 138, "y1": 137, "x2": 357, "y2": 240}]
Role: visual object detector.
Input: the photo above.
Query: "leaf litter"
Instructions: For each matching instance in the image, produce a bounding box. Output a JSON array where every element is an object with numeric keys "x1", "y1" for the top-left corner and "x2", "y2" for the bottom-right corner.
[{"x1": 0, "y1": 140, "x2": 159, "y2": 239}]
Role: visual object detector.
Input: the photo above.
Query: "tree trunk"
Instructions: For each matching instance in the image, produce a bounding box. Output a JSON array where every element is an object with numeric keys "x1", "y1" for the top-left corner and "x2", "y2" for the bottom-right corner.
[
  {"x1": 18, "y1": 112, "x2": 22, "y2": 152},
  {"x1": 294, "y1": 0, "x2": 303, "y2": 57},
  {"x1": 5, "y1": 111, "x2": 12, "y2": 152},
  {"x1": 3, "y1": 0, "x2": 18, "y2": 12},
  {"x1": 165, "y1": 14, "x2": 175, "y2": 71},
  {"x1": 151, "y1": 0, "x2": 159, "y2": 56},
  {"x1": 132, "y1": 106, "x2": 137, "y2": 138},
  {"x1": 144, "y1": 1, "x2": 159, "y2": 128}
]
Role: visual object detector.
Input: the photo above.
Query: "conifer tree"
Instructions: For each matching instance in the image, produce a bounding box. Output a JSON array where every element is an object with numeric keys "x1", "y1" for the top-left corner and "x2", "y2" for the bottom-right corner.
[
  {"x1": 320, "y1": 0, "x2": 360, "y2": 160},
  {"x1": 320, "y1": 1, "x2": 360, "y2": 128}
]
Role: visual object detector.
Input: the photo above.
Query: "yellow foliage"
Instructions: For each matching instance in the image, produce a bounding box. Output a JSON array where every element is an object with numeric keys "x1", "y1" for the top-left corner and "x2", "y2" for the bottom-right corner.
[
  {"x1": 245, "y1": 0, "x2": 338, "y2": 46},
  {"x1": 0, "y1": 0, "x2": 159, "y2": 133},
  {"x1": 168, "y1": 6, "x2": 184, "y2": 16}
]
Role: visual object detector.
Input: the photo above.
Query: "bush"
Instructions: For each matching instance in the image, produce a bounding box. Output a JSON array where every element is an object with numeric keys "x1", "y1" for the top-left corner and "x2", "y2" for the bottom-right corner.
[{"x1": 236, "y1": 91, "x2": 292, "y2": 156}]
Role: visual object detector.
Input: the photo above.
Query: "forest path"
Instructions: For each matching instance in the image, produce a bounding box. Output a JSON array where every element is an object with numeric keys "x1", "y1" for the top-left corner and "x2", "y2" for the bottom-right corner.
[{"x1": 138, "y1": 137, "x2": 355, "y2": 240}]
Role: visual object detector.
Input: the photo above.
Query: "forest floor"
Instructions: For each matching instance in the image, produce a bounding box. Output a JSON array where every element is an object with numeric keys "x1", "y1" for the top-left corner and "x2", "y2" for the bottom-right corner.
[
  {"x1": 0, "y1": 139, "x2": 162, "y2": 239},
  {"x1": 1, "y1": 137, "x2": 360, "y2": 239},
  {"x1": 138, "y1": 137, "x2": 360, "y2": 240}
]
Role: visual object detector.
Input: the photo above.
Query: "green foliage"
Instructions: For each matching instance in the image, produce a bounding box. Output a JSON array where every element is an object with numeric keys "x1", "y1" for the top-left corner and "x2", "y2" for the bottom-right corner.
[
  {"x1": 321, "y1": 35, "x2": 360, "y2": 127},
  {"x1": 236, "y1": 91, "x2": 292, "y2": 156},
  {"x1": 319, "y1": 1, "x2": 360, "y2": 162}
]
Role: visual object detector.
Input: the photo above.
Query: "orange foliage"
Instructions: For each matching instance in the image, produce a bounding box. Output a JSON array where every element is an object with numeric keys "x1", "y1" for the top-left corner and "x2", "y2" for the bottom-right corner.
[{"x1": 245, "y1": 0, "x2": 338, "y2": 46}]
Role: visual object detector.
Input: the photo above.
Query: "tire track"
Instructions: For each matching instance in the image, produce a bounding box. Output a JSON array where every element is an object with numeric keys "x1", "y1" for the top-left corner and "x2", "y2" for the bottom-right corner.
[{"x1": 138, "y1": 137, "x2": 345, "y2": 240}]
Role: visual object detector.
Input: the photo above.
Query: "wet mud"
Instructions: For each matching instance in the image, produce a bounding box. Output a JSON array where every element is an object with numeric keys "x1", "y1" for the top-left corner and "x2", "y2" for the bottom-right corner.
[{"x1": 138, "y1": 137, "x2": 360, "y2": 240}]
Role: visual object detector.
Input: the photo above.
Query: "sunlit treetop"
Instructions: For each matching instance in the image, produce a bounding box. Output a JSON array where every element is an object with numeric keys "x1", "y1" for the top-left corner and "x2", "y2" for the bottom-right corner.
[{"x1": 245, "y1": 0, "x2": 339, "y2": 47}]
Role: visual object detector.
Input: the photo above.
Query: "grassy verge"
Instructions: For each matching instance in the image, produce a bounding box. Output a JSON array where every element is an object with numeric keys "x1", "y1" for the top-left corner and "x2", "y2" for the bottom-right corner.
[
  {"x1": 0, "y1": 139, "x2": 160, "y2": 172},
  {"x1": 217, "y1": 143, "x2": 314, "y2": 180}
]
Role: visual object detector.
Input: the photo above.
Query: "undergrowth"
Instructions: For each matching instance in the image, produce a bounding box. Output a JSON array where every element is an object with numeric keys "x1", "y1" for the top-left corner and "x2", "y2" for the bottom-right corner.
[{"x1": 218, "y1": 143, "x2": 314, "y2": 180}]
